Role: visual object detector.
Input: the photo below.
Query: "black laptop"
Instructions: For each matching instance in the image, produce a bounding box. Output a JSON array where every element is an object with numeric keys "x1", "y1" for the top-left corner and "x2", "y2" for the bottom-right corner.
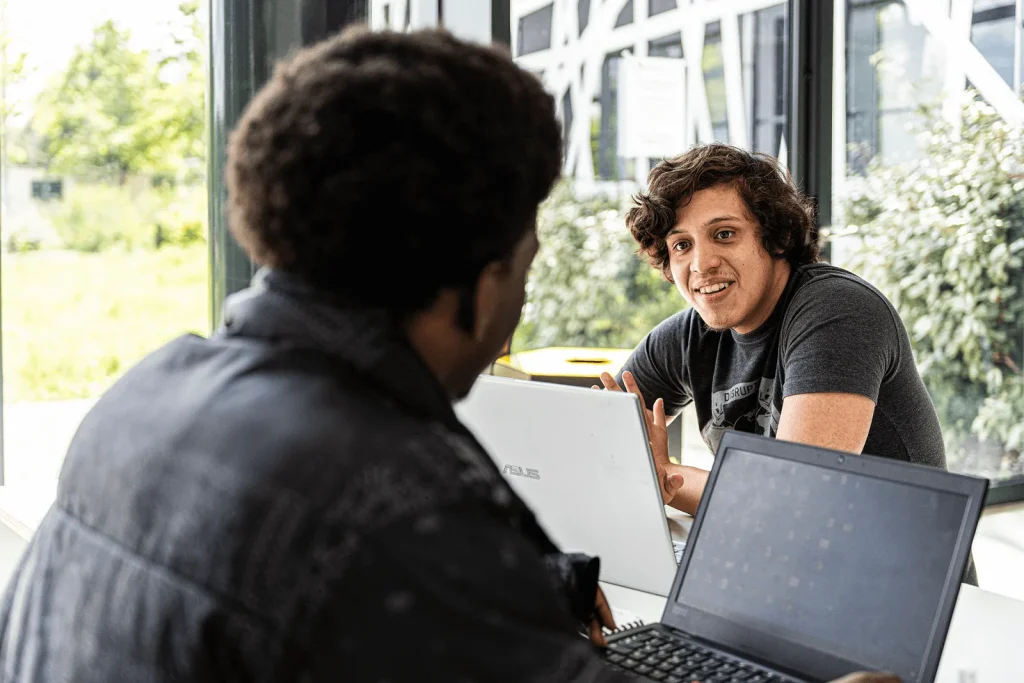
[{"x1": 603, "y1": 431, "x2": 987, "y2": 683}]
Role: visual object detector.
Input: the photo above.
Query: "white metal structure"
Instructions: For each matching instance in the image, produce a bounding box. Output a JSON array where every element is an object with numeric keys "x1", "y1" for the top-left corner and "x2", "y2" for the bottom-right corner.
[
  {"x1": 512, "y1": 0, "x2": 789, "y2": 189},
  {"x1": 510, "y1": 0, "x2": 1024, "y2": 188}
]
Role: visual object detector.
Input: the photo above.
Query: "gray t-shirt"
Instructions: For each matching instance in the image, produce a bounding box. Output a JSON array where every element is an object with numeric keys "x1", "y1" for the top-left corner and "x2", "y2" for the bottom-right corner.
[{"x1": 620, "y1": 263, "x2": 947, "y2": 469}]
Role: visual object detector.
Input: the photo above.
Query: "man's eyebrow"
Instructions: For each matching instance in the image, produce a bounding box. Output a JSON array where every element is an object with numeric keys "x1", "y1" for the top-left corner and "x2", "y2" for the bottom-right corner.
[
  {"x1": 704, "y1": 215, "x2": 744, "y2": 228},
  {"x1": 668, "y1": 214, "x2": 745, "y2": 236}
]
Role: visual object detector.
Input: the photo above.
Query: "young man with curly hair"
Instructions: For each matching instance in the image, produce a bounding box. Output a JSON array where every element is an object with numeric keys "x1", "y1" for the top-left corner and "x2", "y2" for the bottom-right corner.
[
  {"x1": 599, "y1": 146, "x2": 966, "y2": 546},
  {"x1": 0, "y1": 29, "x2": 898, "y2": 683}
]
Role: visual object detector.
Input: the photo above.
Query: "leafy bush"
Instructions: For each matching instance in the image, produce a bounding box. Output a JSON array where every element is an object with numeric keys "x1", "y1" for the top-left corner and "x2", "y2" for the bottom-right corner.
[
  {"x1": 154, "y1": 184, "x2": 208, "y2": 247},
  {"x1": 515, "y1": 181, "x2": 683, "y2": 351},
  {"x1": 2, "y1": 222, "x2": 61, "y2": 253},
  {"x1": 46, "y1": 181, "x2": 206, "y2": 252},
  {"x1": 842, "y1": 92, "x2": 1024, "y2": 477}
]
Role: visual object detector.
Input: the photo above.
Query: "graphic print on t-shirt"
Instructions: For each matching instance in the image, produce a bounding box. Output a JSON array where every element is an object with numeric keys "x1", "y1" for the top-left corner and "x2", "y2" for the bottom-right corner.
[{"x1": 702, "y1": 376, "x2": 777, "y2": 453}]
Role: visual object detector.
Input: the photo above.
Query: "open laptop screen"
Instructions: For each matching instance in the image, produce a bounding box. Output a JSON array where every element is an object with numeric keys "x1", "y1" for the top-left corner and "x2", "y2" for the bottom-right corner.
[{"x1": 670, "y1": 445, "x2": 977, "y2": 682}]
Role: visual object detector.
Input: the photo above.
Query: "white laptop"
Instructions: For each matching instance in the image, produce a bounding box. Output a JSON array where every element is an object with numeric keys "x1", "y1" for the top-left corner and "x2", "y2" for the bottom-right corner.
[{"x1": 455, "y1": 375, "x2": 680, "y2": 596}]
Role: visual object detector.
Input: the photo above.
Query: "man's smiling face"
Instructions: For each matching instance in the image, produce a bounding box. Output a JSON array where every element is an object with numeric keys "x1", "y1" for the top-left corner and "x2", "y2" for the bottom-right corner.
[{"x1": 665, "y1": 183, "x2": 791, "y2": 334}]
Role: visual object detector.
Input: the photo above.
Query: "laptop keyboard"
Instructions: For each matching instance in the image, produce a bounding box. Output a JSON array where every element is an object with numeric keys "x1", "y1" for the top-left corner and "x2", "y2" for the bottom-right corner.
[{"x1": 604, "y1": 628, "x2": 789, "y2": 683}]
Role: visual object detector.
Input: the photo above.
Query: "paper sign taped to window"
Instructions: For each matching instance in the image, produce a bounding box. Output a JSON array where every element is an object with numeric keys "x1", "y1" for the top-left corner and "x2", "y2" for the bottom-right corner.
[{"x1": 617, "y1": 56, "x2": 688, "y2": 158}]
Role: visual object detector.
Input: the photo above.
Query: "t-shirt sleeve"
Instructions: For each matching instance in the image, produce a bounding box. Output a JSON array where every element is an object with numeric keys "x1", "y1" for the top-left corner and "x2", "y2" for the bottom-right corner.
[
  {"x1": 781, "y1": 276, "x2": 900, "y2": 403},
  {"x1": 301, "y1": 501, "x2": 632, "y2": 683},
  {"x1": 617, "y1": 310, "x2": 692, "y2": 417}
]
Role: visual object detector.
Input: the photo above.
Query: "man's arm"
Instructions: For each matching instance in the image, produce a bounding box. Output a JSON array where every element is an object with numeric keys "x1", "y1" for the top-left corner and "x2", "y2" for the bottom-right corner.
[
  {"x1": 776, "y1": 276, "x2": 897, "y2": 455},
  {"x1": 666, "y1": 466, "x2": 709, "y2": 516},
  {"x1": 775, "y1": 392, "x2": 876, "y2": 454}
]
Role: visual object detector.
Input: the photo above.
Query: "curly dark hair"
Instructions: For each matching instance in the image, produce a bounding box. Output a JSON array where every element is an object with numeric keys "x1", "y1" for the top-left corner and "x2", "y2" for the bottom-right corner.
[
  {"x1": 626, "y1": 143, "x2": 818, "y2": 279},
  {"x1": 226, "y1": 27, "x2": 562, "y2": 314}
]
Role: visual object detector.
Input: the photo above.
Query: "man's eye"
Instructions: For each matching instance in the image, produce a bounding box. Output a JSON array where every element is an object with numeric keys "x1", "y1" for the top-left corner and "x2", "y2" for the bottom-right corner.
[
  {"x1": 715, "y1": 230, "x2": 735, "y2": 240},
  {"x1": 673, "y1": 241, "x2": 691, "y2": 251}
]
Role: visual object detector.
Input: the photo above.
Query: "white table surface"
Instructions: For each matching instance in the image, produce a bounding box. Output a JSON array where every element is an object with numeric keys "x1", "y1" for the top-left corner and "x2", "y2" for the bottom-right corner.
[{"x1": 601, "y1": 507, "x2": 1024, "y2": 683}]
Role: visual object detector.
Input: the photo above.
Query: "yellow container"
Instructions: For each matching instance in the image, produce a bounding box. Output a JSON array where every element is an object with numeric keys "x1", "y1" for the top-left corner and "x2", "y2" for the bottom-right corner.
[{"x1": 491, "y1": 347, "x2": 632, "y2": 388}]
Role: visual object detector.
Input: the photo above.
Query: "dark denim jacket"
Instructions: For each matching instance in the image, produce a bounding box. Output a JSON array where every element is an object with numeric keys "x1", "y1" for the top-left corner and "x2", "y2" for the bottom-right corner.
[{"x1": 0, "y1": 271, "x2": 626, "y2": 682}]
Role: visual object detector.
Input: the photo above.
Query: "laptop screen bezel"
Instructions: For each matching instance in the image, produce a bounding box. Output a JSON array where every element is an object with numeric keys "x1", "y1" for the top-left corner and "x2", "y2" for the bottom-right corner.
[{"x1": 659, "y1": 431, "x2": 987, "y2": 683}]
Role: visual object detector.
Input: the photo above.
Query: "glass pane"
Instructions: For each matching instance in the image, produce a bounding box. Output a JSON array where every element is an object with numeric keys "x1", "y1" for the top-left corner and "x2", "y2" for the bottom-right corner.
[
  {"x1": 578, "y1": 0, "x2": 591, "y2": 35},
  {"x1": 649, "y1": 0, "x2": 677, "y2": 17},
  {"x1": 561, "y1": 88, "x2": 573, "y2": 158},
  {"x1": 875, "y1": 3, "x2": 943, "y2": 111},
  {"x1": 744, "y1": 3, "x2": 787, "y2": 156},
  {"x1": 971, "y1": 15, "x2": 1015, "y2": 87},
  {"x1": 973, "y1": 0, "x2": 1014, "y2": 11},
  {"x1": 704, "y1": 22, "x2": 729, "y2": 143},
  {"x1": 1, "y1": 1, "x2": 209, "y2": 509},
  {"x1": 615, "y1": 0, "x2": 634, "y2": 28},
  {"x1": 593, "y1": 52, "x2": 634, "y2": 181},
  {"x1": 518, "y1": 4, "x2": 553, "y2": 55},
  {"x1": 648, "y1": 31, "x2": 682, "y2": 59},
  {"x1": 834, "y1": 0, "x2": 1024, "y2": 483}
]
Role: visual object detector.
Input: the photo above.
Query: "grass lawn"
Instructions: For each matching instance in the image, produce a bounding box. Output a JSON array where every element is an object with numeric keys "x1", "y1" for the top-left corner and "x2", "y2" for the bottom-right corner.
[{"x1": 1, "y1": 245, "x2": 210, "y2": 402}]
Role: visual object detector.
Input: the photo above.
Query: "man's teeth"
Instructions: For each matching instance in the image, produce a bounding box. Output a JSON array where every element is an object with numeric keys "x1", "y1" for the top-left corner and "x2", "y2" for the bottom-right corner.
[{"x1": 698, "y1": 282, "x2": 731, "y2": 295}]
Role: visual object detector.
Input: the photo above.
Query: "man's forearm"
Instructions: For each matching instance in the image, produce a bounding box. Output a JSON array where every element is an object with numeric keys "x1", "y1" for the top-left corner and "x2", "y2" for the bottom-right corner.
[{"x1": 668, "y1": 466, "x2": 709, "y2": 516}]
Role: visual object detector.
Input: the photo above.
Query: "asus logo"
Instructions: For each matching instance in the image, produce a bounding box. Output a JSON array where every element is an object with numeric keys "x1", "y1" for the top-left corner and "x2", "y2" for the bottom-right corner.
[{"x1": 502, "y1": 464, "x2": 540, "y2": 480}]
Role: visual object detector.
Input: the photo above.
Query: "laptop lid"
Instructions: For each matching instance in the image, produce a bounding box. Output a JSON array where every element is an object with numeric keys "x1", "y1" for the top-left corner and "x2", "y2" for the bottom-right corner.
[
  {"x1": 661, "y1": 431, "x2": 987, "y2": 683},
  {"x1": 455, "y1": 375, "x2": 678, "y2": 595}
]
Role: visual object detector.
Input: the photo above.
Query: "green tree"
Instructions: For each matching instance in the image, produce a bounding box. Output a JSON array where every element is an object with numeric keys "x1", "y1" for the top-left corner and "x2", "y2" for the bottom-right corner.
[
  {"x1": 0, "y1": 0, "x2": 29, "y2": 152},
  {"x1": 155, "y1": 0, "x2": 205, "y2": 174},
  {"x1": 33, "y1": 8, "x2": 204, "y2": 185},
  {"x1": 516, "y1": 182, "x2": 683, "y2": 351},
  {"x1": 842, "y1": 92, "x2": 1024, "y2": 476}
]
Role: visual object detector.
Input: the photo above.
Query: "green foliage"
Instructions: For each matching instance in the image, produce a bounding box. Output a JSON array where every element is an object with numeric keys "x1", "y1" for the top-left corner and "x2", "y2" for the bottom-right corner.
[
  {"x1": 842, "y1": 92, "x2": 1024, "y2": 476},
  {"x1": 515, "y1": 182, "x2": 683, "y2": 351},
  {"x1": 155, "y1": 184, "x2": 208, "y2": 247},
  {"x1": 46, "y1": 182, "x2": 206, "y2": 252},
  {"x1": 1, "y1": 0, "x2": 32, "y2": 164},
  {"x1": 157, "y1": 0, "x2": 206, "y2": 177},
  {"x1": 1, "y1": 245, "x2": 209, "y2": 402},
  {"x1": 32, "y1": 4, "x2": 204, "y2": 184}
]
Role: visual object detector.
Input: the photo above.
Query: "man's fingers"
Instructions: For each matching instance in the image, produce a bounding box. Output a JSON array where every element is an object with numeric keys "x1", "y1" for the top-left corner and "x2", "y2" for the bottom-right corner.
[
  {"x1": 621, "y1": 371, "x2": 643, "y2": 398},
  {"x1": 599, "y1": 372, "x2": 622, "y2": 391},
  {"x1": 621, "y1": 372, "x2": 656, "y2": 428},
  {"x1": 653, "y1": 398, "x2": 667, "y2": 429},
  {"x1": 595, "y1": 589, "x2": 616, "y2": 631},
  {"x1": 830, "y1": 674, "x2": 901, "y2": 683},
  {"x1": 589, "y1": 619, "x2": 608, "y2": 647},
  {"x1": 664, "y1": 471, "x2": 684, "y2": 501}
]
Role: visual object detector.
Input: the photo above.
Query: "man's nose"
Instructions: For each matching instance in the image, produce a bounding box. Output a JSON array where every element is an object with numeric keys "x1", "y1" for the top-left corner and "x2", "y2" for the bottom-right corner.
[{"x1": 690, "y1": 241, "x2": 722, "y2": 273}]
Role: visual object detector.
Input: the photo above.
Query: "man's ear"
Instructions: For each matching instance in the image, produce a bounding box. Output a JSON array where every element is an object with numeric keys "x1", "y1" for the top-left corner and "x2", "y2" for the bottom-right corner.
[{"x1": 471, "y1": 260, "x2": 507, "y2": 342}]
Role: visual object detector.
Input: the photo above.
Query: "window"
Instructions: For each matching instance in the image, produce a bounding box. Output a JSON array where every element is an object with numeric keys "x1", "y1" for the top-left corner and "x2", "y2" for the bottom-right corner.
[
  {"x1": 833, "y1": 0, "x2": 1024, "y2": 484},
  {"x1": 970, "y1": 3, "x2": 1017, "y2": 88},
  {"x1": 0, "y1": 0, "x2": 208, "y2": 521},
  {"x1": 648, "y1": 31, "x2": 682, "y2": 59},
  {"x1": 595, "y1": 51, "x2": 633, "y2": 181},
  {"x1": 518, "y1": 4, "x2": 554, "y2": 55},
  {"x1": 578, "y1": 0, "x2": 591, "y2": 35},
  {"x1": 703, "y1": 21, "x2": 730, "y2": 143},
  {"x1": 742, "y1": 3, "x2": 788, "y2": 156},
  {"x1": 561, "y1": 88, "x2": 573, "y2": 158},
  {"x1": 649, "y1": 0, "x2": 677, "y2": 18},
  {"x1": 615, "y1": 0, "x2": 634, "y2": 28}
]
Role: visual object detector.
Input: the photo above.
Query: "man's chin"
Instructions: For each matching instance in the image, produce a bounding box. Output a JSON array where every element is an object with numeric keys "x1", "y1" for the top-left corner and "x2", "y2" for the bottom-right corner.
[{"x1": 695, "y1": 311, "x2": 735, "y2": 333}]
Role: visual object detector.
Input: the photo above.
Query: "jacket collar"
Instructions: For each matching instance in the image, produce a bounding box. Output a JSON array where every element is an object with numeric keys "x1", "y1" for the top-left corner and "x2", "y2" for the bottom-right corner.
[{"x1": 217, "y1": 269, "x2": 461, "y2": 430}]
